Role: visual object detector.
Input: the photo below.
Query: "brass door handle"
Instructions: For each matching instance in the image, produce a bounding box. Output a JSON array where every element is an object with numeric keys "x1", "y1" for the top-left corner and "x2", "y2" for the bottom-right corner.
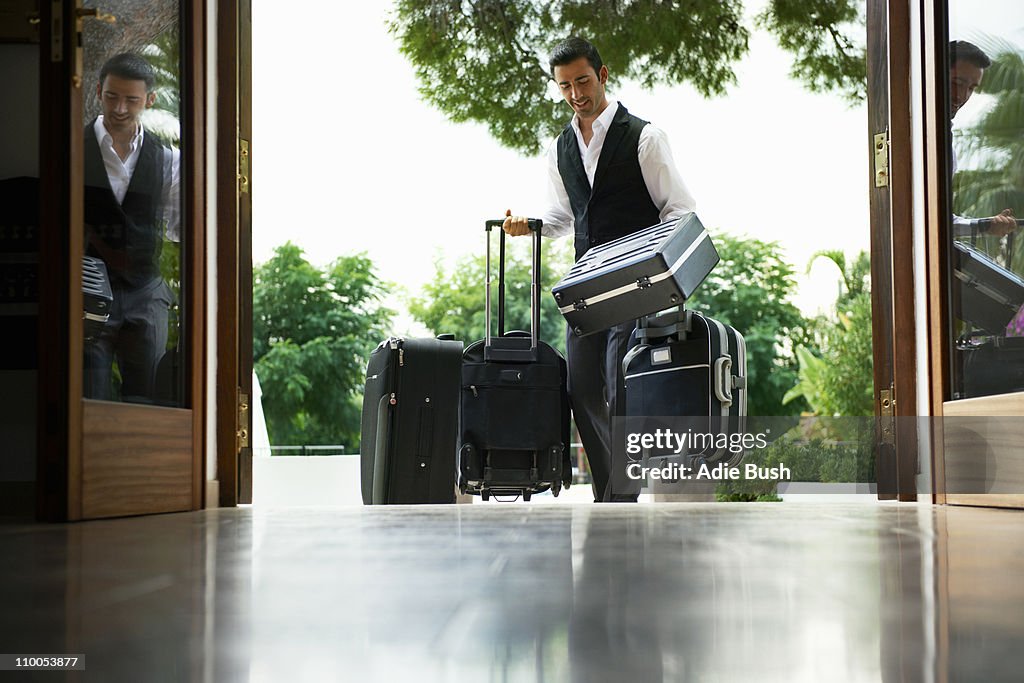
[{"x1": 76, "y1": 8, "x2": 117, "y2": 24}]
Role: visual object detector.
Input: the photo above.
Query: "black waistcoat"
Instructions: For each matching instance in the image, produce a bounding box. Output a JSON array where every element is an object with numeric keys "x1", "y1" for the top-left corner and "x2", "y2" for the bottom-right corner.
[
  {"x1": 83, "y1": 120, "x2": 166, "y2": 288},
  {"x1": 557, "y1": 103, "x2": 661, "y2": 261}
]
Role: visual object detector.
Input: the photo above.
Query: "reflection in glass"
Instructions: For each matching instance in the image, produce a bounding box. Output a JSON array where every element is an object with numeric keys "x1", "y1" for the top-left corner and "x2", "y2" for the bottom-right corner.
[
  {"x1": 82, "y1": 17, "x2": 183, "y2": 406},
  {"x1": 948, "y1": 4, "x2": 1024, "y2": 399}
]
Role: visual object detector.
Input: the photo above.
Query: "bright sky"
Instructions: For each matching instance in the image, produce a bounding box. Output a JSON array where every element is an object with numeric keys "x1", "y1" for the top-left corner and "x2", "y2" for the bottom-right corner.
[{"x1": 252, "y1": 1, "x2": 871, "y2": 332}]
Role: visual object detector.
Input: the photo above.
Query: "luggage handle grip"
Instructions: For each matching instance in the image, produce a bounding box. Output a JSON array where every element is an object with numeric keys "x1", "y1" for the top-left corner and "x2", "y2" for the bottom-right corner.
[
  {"x1": 484, "y1": 218, "x2": 543, "y2": 351},
  {"x1": 713, "y1": 356, "x2": 734, "y2": 407},
  {"x1": 485, "y1": 218, "x2": 542, "y2": 232}
]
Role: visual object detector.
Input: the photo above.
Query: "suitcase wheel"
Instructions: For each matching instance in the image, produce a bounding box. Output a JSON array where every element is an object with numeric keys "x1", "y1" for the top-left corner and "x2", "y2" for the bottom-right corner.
[
  {"x1": 481, "y1": 490, "x2": 490, "y2": 502},
  {"x1": 523, "y1": 491, "x2": 531, "y2": 502},
  {"x1": 458, "y1": 477, "x2": 467, "y2": 495}
]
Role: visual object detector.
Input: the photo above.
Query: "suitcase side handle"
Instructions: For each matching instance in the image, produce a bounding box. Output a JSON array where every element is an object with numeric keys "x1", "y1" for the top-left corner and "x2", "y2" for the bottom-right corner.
[
  {"x1": 713, "y1": 355, "x2": 734, "y2": 408},
  {"x1": 484, "y1": 218, "x2": 544, "y2": 359}
]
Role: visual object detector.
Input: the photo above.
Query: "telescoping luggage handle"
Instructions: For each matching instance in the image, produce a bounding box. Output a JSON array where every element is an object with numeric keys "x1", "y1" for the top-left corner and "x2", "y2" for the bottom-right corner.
[{"x1": 483, "y1": 218, "x2": 543, "y2": 362}]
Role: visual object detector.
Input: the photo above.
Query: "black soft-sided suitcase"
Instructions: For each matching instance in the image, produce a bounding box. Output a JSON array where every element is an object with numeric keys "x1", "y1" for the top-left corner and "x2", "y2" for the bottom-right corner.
[
  {"x1": 360, "y1": 336, "x2": 463, "y2": 505},
  {"x1": 623, "y1": 308, "x2": 747, "y2": 468},
  {"x1": 953, "y1": 238, "x2": 1024, "y2": 334},
  {"x1": 551, "y1": 213, "x2": 719, "y2": 337},
  {"x1": 458, "y1": 219, "x2": 572, "y2": 501}
]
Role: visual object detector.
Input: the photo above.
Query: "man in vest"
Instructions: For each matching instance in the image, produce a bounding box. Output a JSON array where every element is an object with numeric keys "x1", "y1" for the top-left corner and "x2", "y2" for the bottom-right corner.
[
  {"x1": 504, "y1": 37, "x2": 696, "y2": 502},
  {"x1": 949, "y1": 40, "x2": 1016, "y2": 237},
  {"x1": 84, "y1": 53, "x2": 180, "y2": 402}
]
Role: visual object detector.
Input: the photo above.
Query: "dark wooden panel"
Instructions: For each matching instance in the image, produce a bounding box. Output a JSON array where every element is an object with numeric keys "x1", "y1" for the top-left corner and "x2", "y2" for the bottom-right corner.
[
  {"x1": 888, "y1": 0, "x2": 918, "y2": 502},
  {"x1": 184, "y1": 0, "x2": 208, "y2": 510},
  {"x1": 81, "y1": 400, "x2": 193, "y2": 518},
  {"x1": 216, "y1": 0, "x2": 240, "y2": 507},
  {"x1": 866, "y1": 0, "x2": 919, "y2": 501},
  {"x1": 37, "y1": 0, "x2": 84, "y2": 522},
  {"x1": 866, "y1": 0, "x2": 897, "y2": 499},
  {"x1": 237, "y1": 0, "x2": 253, "y2": 504}
]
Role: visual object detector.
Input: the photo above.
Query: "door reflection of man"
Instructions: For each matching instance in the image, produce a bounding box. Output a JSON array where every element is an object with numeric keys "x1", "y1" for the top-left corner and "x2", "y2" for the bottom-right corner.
[
  {"x1": 83, "y1": 53, "x2": 180, "y2": 402},
  {"x1": 949, "y1": 40, "x2": 1018, "y2": 238}
]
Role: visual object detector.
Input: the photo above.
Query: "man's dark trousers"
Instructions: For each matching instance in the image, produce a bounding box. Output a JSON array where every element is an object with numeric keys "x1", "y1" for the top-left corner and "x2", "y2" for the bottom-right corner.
[{"x1": 566, "y1": 321, "x2": 640, "y2": 502}]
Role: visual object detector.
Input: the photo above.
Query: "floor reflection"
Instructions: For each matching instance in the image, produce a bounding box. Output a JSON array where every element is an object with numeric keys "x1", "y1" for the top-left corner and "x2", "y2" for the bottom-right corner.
[{"x1": 1, "y1": 503, "x2": 1022, "y2": 682}]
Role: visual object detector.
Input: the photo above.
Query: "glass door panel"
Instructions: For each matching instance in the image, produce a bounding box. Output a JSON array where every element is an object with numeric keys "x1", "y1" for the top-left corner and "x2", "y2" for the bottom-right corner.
[
  {"x1": 947, "y1": 2, "x2": 1024, "y2": 400},
  {"x1": 81, "y1": 3, "x2": 185, "y2": 407}
]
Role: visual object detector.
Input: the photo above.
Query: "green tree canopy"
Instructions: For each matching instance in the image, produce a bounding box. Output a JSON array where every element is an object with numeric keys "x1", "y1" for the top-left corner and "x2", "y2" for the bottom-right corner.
[
  {"x1": 388, "y1": 0, "x2": 866, "y2": 154},
  {"x1": 254, "y1": 243, "x2": 394, "y2": 448},
  {"x1": 685, "y1": 232, "x2": 815, "y2": 416},
  {"x1": 410, "y1": 237, "x2": 574, "y2": 353}
]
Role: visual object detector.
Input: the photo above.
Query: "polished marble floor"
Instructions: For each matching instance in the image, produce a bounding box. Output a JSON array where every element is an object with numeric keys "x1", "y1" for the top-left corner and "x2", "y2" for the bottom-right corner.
[{"x1": 1, "y1": 502, "x2": 1023, "y2": 682}]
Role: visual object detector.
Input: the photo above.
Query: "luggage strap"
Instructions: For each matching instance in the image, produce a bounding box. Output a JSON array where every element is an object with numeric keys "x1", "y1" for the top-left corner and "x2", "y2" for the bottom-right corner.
[{"x1": 635, "y1": 307, "x2": 692, "y2": 345}]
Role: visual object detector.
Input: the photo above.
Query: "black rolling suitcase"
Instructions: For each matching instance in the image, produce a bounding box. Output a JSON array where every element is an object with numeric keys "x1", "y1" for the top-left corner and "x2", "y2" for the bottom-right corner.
[
  {"x1": 622, "y1": 307, "x2": 747, "y2": 468},
  {"x1": 458, "y1": 219, "x2": 572, "y2": 501},
  {"x1": 360, "y1": 335, "x2": 463, "y2": 505},
  {"x1": 551, "y1": 213, "x2": 719, "y2": 337}
]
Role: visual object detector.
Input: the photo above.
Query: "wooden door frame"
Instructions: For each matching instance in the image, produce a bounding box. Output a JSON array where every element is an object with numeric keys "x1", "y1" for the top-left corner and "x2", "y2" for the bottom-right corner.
[
  {"x1": 215, "y1": 0, "x2": 253, "y2": 506},
  {"x1": 921, "y1": 0, "x2": 951, "y2": 503},
  {"x1": 867, "y1": 0, "x2": 919, "y2": 501},
  {"x1": 37, "y1": 0, "x2": 84, "y2": 521},
  {"x1": 36, "y1": 0, "x2": 207, "y2": 521},
  {"x1": 922, "y1": 0, "x2": 1024, "y2": 509}
]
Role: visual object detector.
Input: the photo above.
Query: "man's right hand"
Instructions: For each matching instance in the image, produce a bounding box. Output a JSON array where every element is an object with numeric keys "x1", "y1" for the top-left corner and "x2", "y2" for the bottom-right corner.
[
  {"x1": 987, "y1": 209, "x2": 1018, "y2": 237},
  {"x1": 502, "y1": 212, "x2": 532, "y2": 237}
]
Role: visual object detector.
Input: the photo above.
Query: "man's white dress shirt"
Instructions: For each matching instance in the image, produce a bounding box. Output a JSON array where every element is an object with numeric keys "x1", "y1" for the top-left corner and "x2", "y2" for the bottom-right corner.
[{"x1": 540, "y1": 100, "x2": 696, "y2": 238}]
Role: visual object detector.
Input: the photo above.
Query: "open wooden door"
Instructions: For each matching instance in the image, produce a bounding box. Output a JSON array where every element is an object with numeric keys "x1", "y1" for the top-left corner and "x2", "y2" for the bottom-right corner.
[
  {"x1": 37, "y1": 0, "x2": 206, "y2": 521},
  {"x1": 216, "y1": 0, "x2": 253, "y2": 506},
  {"x1": 867, "y1": 0, "x2": 919, "y2": 500},
  {"x1": 922, "y1": 0, "x2": 1024, "y2": 508}
]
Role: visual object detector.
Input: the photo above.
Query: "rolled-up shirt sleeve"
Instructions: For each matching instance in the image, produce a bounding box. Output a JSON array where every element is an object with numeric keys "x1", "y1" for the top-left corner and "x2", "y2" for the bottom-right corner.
[
  {"x1": 638, "y1": 124, "x2": 696, "y2": 220},
  {"x1": 540, "y1": 137, "x2": 575, "y2": 239},
  {"x1": 161, "y1": 145, "x2": 181, "y2": 242}
]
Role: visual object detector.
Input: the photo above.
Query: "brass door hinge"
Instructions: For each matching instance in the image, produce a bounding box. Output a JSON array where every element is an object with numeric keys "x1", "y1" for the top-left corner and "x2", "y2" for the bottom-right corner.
[
  {"x1": 238, "y1": 138, "x2": 250, "y2": 194},
  {"x1": 879, "y1": 386, "x2": 895, "y2": 446},
  {"x1": 237, "y1": 390, "x2": 250, "y2": 451},
  {"x1": 873, "y1": 131, "x2": 890, "y2": 188}
]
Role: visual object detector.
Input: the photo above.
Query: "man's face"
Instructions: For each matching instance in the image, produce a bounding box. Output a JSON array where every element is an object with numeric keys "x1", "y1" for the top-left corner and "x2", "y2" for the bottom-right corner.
[
  {"x1": 97, "y1": 74, "x2": 154, "y2": 133},
  {"x1": 950, "y1": 59, "x2": 984, "y2": 120},
  {"x1": 553, "y1": 57, "x2": 608, "y2": 121}
]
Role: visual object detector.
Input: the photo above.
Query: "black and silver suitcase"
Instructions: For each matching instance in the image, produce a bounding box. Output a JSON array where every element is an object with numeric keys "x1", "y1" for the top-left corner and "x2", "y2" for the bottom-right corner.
[
  {"x1": 953, "y1": 238, "x2": 1024, "y2": 334},
  {"x1": 459, "y1": 219, "x2": 572, "y2": 501},
  {"x1": 360, "y1": 335, "x2": 463, "y2": 505},
  {"x1": 82, "y1": 255, "x2": 113, "y2": 341},
  {"x1": 551, "y1": 213, "x2": 719, "y2": 337},
  {"x1": 623, "y1": 307, "x2": 747, "y2": 468}
]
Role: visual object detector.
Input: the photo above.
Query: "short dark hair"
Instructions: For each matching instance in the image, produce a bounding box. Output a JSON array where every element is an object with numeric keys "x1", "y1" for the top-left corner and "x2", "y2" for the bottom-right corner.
[
  {"x1": 950, "y1": 41, "x2": 991, "y2": 69},
  {"x1": 548, "y1": 37, "x2": 603, "y2": 78},
  {"x1": 98, "y1": 53, "x2": 156, "y2": 91}
]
